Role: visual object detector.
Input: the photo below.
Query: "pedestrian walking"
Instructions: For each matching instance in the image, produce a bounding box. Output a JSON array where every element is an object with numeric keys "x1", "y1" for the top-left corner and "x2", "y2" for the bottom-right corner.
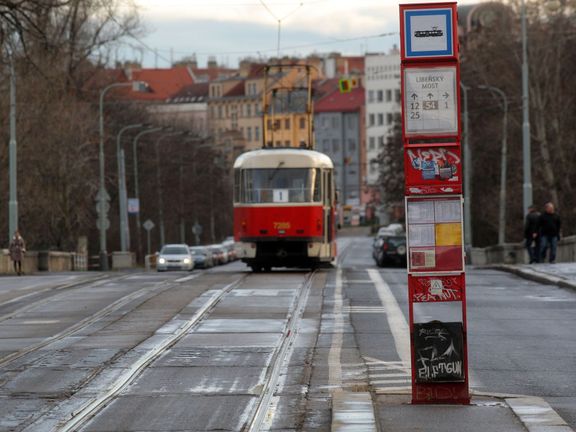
[
  {"x1": 524, "y1": 205, "x2": 540, "y2": 264},
  {"x1": 539, "y1": 202, "x2": 561, "y2": 264},
  {"x1": 9, "y1": 230, "x2": 26, "y2": 275}
]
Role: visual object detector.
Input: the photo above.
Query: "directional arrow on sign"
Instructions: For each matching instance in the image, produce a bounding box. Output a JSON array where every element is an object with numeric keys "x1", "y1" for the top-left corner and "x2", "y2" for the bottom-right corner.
[
  {"x1": 443, "y1": 92, "x2": 449, "y2": 99},
  {"x1": 411, "y1": 93, "x2": 418, "y2": 100},
  {"x1": 427, "y1": 93, "x2": 434, "y2": 99}
]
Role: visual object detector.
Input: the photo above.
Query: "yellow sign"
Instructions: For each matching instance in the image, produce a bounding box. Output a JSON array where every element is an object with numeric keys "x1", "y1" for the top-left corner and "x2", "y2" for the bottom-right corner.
[{"x1": 435, "y1": 223, "x2": 461, "y2": 246}]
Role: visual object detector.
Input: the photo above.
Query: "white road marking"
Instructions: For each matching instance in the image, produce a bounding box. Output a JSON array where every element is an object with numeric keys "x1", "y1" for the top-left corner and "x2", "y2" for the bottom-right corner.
[
  {"x1": 328, "y1": 266, "x2": 344, "y2": 388},
  {"x1": 367, "y1": 269, "x2": 411, "y2": 364}
]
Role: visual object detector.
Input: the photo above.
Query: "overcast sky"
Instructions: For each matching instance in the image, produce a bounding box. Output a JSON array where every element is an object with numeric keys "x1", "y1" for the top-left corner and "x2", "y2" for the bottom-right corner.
[{"x1": 125, "y1": 0, "x2": 487, "y2": 68}]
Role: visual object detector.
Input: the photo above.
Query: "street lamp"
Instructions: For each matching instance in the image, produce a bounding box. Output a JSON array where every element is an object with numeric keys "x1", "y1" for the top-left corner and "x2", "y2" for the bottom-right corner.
[
  {"x1": 116, "y1": 123, "x2": 147, "y2": 252},
  {"x1": 98, "y1": 80, "x2": 147, "y2": 270},
  {"x1": 478, "y1": 85, "x2": 508, "y2": 245},
  {"x1": 521, "y1": 0, "x2": 533, "y2": 215}
]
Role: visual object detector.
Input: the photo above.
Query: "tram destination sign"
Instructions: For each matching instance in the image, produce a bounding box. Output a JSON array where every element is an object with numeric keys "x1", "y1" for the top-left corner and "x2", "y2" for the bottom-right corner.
[{"x1": 403, "y1": 65, "x2": 458, "y2": 137}]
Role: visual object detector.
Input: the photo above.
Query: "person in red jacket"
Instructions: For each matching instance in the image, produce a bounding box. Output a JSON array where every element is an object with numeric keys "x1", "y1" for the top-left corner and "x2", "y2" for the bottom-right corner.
[{"x1": 538, "y1": 202, "x2": 561, "y2": 264}]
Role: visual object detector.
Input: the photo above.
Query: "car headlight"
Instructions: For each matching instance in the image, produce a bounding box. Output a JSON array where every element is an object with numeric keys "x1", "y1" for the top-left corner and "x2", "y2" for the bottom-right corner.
[
  {"x1": 183, "y1": 258, "x2": 191, "y2": 264},
  {"x1": 158, "y1": 257, "x2": 166, "y2": 264}
]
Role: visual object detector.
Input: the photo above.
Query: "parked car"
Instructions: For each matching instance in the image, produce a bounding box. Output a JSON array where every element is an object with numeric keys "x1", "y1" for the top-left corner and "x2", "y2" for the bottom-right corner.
[
  {"x1": 372, "y1": 233, "x2": 407, "y2": 267},
  {"x1": 208, "y1": 245, "x2": 226, "y2": 265},
  {"x1": 222, "y1": 239, "x2": 237, "y2": 261},
  {"x1": 157, "y1": 244, "x2": 194, "y2": 272},
  {"x1": 189, "y1": 246, "x2": 214, "y2": 269}
]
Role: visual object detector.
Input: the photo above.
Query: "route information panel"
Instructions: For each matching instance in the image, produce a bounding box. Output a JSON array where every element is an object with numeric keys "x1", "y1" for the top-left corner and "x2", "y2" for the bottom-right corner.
[{"x1": 403, "y1": 66, "x2": 458, "y2": 137}]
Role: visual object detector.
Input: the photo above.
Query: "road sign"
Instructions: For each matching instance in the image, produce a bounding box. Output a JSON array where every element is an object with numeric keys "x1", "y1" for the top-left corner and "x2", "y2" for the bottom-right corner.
[
  {"x1": 400, "y1": 3, "x2": 458, "y2": 61},
  {"x1": 96, "y1": 217, "x2": 110, "y2": 231},
  {"x1": 403, "y1": 65, "x2": 458, "y2": 137},
  {"x1": 95, "y1": 188, "x2": 111, "y2": 202},
  {"x1": 127, "y1": 198, "x2": 140, "y2": 214},
  {"x1": 143, "y1": 219, "x2": 155, "y2": 231},
  {"x1": 95, "y1": 201, "x2": 111, "y2": 214},
  {"x1": 192, "y1": 223, "x2": 203, "y2": 235}
]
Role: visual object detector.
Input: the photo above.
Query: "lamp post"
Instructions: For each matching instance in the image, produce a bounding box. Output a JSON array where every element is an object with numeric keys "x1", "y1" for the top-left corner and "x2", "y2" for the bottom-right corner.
[
  {"x1": 132, "y1": 127, "x2": 165, "y2": 260},
  {"x1": 116, "y1": 123, "x2": 146, "y2": 252},
  {"x1": 8, "y1": 53, "x2": 18, "y2": 241},
  {"x1": 98, "y1": 81, "x2": 146, "y2": 270},
  {"x1": 478, "y1": 85, "x2": 508, "y2": 245},
  {"x1": 521, "y1": 0, "x2": 532, "y2": 215}
]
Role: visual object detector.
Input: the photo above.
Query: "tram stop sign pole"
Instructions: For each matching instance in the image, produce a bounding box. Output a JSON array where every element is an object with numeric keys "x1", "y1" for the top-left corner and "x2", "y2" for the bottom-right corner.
[{"x1": 399, "y1": 2, "x2": 470, "y2": 404}]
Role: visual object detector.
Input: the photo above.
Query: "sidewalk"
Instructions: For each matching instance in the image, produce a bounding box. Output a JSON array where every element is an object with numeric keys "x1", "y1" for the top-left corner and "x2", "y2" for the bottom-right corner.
[{"x1": 486, "y1": 262, "x2": 576, "y2": 291}]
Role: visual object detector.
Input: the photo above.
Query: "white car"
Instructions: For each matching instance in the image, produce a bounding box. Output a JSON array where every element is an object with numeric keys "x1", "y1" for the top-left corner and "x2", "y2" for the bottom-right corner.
[{"x1": 157, "y1": 244, "x2": 194, "y2": 272}]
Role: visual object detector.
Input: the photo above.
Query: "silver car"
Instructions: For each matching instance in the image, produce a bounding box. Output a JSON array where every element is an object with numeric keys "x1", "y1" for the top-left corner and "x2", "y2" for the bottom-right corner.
[{"x1": 157, "y1": 244, "x2": 194, "y2": 272}]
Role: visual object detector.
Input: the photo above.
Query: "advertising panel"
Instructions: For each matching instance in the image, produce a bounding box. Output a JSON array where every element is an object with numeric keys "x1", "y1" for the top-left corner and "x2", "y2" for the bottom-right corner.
[{"x1": 405, "y1": 145, "x2": 462, "y2": 195}]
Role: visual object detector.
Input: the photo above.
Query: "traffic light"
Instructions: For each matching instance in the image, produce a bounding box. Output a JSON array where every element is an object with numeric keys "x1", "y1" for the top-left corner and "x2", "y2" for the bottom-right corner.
[{"x1": 339, "y1": 79, "x2": 351, "y2": 93}]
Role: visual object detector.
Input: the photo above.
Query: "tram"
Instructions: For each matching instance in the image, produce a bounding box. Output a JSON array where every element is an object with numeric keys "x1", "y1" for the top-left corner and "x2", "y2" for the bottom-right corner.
[
  {"x1": 233, "y1": 63, "x2": 337, "y2": 271},
  {"x1": 233, "y1": 148, "x2": 337, "y2": 271}
]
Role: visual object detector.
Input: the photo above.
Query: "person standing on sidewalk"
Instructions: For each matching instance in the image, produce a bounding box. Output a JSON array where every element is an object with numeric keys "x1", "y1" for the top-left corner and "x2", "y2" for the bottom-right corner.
[
  {"x1": 539, "y1": 202, "x2": 561, "y2": 264},
  {"x1": 524, "y1": 205, "x2": 540, "y2": 264},
  {"x1": 9, "y1": 230, "x2": 26, "y2": 275}
]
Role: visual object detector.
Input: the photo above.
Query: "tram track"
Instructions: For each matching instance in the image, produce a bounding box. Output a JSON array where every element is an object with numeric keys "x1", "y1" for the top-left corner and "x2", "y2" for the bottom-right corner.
[
  {"x1": 24, "y1": 270, "x2": 318, "y2": 431},
  {"x1": 0, "y1": 273, "x2": 200, "y2": 370}
]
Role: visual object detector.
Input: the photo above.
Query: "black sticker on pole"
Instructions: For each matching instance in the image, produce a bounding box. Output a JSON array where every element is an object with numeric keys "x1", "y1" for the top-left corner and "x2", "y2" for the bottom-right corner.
[{"x1": 414, "y1": 321, "x2": 465, "y2": 383}]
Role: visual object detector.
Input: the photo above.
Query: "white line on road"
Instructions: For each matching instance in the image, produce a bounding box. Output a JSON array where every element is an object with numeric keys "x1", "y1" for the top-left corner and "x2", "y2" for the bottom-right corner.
[
  {"x1": 367, "y1": 269, "x2": 411, "y2": 364},
  {"x1": 328, "y1": 266, "x2": 344, "y2": 388}
]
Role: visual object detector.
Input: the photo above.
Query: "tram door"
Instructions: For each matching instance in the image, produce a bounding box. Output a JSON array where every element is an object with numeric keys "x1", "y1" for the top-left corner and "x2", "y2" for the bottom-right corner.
[{"x1": 322, "y1": 170, "x2": 333, "y2": 249}]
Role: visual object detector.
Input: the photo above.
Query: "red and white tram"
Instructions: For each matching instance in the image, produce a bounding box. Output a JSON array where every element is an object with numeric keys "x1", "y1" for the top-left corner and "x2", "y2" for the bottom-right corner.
[{"x1": 233, "y1": 148, "x2": 337, "y2": 271}]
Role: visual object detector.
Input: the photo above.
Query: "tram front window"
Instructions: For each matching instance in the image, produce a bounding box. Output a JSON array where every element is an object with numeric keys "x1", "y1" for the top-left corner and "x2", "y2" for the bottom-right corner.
[{"x1": 241, "y1": 168, "x2": 321, "y2": 203}]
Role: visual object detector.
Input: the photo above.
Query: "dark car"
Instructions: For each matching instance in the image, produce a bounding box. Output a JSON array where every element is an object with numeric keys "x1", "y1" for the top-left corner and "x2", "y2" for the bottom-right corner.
[
  {"x1": 189, "y1": 246, "x2": 214, "y2": 269},
  {"x1": 372, "y1": 233, "x2": 407, "y2": 267}
]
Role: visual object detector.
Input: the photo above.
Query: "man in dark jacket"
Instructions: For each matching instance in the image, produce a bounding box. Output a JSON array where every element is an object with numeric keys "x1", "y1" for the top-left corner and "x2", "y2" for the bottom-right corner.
[
  {"x1": 539, "y1": 202, "x2": 561, "y2": 263},
  {"x1": 524, "y1": 205, "x2": 540, "y2": 264}
]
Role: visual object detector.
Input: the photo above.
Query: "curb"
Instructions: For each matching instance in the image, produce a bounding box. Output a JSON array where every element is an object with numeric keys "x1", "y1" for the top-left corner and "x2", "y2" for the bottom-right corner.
[{"x1": 485, "y1": 264, "x2": 576, "y2": 291}]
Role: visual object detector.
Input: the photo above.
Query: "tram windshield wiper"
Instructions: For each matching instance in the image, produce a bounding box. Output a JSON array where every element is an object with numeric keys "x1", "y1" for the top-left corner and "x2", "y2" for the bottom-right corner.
[{"x1": 268, "y1": 161, "x2": 285, "y2": 182}]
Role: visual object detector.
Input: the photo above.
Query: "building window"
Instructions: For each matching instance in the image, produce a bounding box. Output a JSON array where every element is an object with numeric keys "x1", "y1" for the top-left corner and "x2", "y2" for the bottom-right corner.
[
  {"x1": 246, "y1": 104, "x2": 252, "y2": 117},
  {"x1": 348, "y1": 139, "x2": 356, "y2": 151},
  {"x1": 395, "y1": 89, "x2": 401, "y2": 103},
  {"x1": 347, "y1": 116, "x2": 355, "y2": 129},
  {"x1": 275, "y1": 141, "x2": 282, "y2": 147},
  {"x1": 247, "y1": 127, "x2": 252, "y2": 141},
  {"x1": 218, "y1": 106, "x2": 223, "y2": 119},
  {"x1": 378, "y1": 136, "x2": 385, "y2": 148},
  {"x1": 332, "y1": 138, "x2": 340, "y2": 152},
  {"x1": 331, "y1": 117, "x2": 339, "y2": 129},
  {"x1": 323, "y1": 139, "x2": 330, "y2": 152},
  {"x1": 378, "y1": 114, "x2": 384, "y2": 125},
  {"x1": 267, "y1": 119, "x2": 272, "y2": 130},
  {"x1": 369, "y1": 137, "x2": 376, "y2": 150},
  {"x1": 377, "y1": 90, "x2": 383, "y2": 102},
  {"x1": 274, "y1": 119, "x2": 281, "y2": 130},
  {"x1": 299, "y1": 117, "x2": 306, "y2": 129},
  {"x1": 285, "y1": 118, "x2": 290, "y2": 129},
  {"x1": 386, "y1": 89, "x2": 392, "y2": 102},
  {"x1": 368, "y1": 90, "x2": 374, "y2": 103},
  {"x1": 387, "y1": 113, "x2": 394, "y2": 125},
  {"x1": 369, "y1": 114, "x2": 375, "y2": 126},
  {"x1": 285, "y1": 140, "x2": 290, "y2": 146},
  {"x1": 255, "y1": 126, "x2": 260, "y2": 141}
]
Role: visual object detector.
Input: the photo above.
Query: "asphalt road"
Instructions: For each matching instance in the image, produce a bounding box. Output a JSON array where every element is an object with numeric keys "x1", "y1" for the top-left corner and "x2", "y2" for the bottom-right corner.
[{"x1": 0, "y1": 236, "x2": 574, "y2": 431}]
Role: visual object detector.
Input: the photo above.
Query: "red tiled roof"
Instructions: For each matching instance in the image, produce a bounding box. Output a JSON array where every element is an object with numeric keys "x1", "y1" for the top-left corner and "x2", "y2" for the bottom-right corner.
[
  {"x1": 225, "y1": 81, "x2": 246, "y2": 97},
  {"x1": 115, "y1": 67, "x2": 195, "y2": 101},
  {"x1": 168, "y1": 82, "x2": 210, "y2": 103},
  {"x1": 314, "y1": 87, "x2": 365, "y2": 113}
]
